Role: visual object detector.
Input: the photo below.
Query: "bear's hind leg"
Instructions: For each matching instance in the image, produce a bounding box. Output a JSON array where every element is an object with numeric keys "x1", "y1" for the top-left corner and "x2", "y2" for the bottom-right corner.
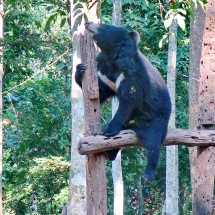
[
  {"x1": 137, "y1": 120, "x2": 166, "y2": 182},
  {"x1": 106, "y1": 149, "x2": 120, "y2": 161},
  {"x1": 143, "y1": 141, "x2": 162, "y2": 182}
]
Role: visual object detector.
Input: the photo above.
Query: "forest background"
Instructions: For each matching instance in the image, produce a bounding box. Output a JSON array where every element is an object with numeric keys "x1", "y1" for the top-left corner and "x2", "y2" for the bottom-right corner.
[{"x1": 2, "y1": 0, "x2": 194, "y2": 214}]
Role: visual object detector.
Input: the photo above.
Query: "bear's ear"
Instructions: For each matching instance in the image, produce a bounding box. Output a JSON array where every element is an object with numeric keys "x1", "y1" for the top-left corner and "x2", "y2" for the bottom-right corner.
[{"x1": 129, "y1": 31, "x2": 140, "y2": 44}]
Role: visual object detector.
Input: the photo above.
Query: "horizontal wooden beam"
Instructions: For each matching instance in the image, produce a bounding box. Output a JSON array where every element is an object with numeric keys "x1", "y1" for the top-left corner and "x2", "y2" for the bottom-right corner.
[{"x1": 78, "y1": 129, "x2": 215, "y2": 155}]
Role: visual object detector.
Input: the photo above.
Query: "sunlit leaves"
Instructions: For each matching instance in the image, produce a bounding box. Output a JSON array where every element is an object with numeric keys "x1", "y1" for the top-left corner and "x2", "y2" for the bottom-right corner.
[
  {"x1": 164, "y1": 9, "x2": 186, "y2": 31},
  {"x1": 175, "y1": 13, "x2": 186, "y2": 30},
  {"x1": 71, "y1": 2, "x2": 88, "y2": 29},
  {"x1": 3, "y1": 2, "x2": 71, "y2": 213},
  {"x1": 30, "y1": 156, "x2": 70, "y2": 174},
  {"x1": 161, "y1": 0, "x2": 206, "y2": 48},
  {"x1": 42, "y1": 0, "x2": 70, "y2": 30},
  {"x1": 4, "y1": 155, "x2": 70, "y2": 214},
  {"x1": 45, "y1": 13, "x2": 58, "y2": 29},
  {"x1": 163, "y1": 0, "x2": 206, "y2": 31},
  {"x1": 164, "y1": 14, "x2": 174, "y2": 29},
  {"x1": 159, "y1": 33, "x2": 169, "y2": 48}
]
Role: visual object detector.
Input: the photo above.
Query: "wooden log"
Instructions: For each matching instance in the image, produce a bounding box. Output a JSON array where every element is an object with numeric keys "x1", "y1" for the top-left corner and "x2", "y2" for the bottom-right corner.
[{"x1": 78, "y1": 129, "x2": 215, "y2": 155}]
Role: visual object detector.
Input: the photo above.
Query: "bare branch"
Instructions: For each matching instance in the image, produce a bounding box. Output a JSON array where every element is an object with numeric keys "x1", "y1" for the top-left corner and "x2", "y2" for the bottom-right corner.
[
  {"x1": 78, "y1": 129, "x2": 215, "y2": 155},
  {"x1": 2, "y1": 49, "x2": 70, "y2": 95},
  {"x1": 4, "y1": 7, "x2": 14, "y2": 17}
]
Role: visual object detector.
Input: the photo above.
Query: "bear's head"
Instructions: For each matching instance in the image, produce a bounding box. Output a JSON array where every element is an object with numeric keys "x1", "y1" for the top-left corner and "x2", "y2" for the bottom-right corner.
[{"x1": 85, "y1": 22, "x2": 140, "y2": 55}]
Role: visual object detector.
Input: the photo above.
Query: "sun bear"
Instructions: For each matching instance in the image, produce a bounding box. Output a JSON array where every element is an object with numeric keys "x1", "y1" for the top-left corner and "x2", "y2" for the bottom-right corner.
[{"x1": 75, "y1": 22, "x2": 171, "y2": 182}]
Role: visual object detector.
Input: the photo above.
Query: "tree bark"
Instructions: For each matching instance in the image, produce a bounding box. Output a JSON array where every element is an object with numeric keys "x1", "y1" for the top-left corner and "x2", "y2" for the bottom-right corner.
[
  {"x1": 137, "y1": 175, "x2": 144, "y2": 215},
  {"x1": 111, "y1": 1, "x2": 124, "y2": 215},
  {"x1": 79, "y1": 32, "x2": 107, "y2": 215},
  {"x1": 68, "y1": 29, "x2": 87, "y2": 215},
  {"x1": 189, "y1": 2, "x2": 215, "y2": 214},
  {"x1": 165, "y1": 20, "x2": 179, "y2": 215},
  {"x1": 112, "y1": 0, "x2": 122, "y2": 27},
  {"x1": 69, "y1": 1, "x2": 102, "y2": 214},
  {"x1": 0, "y1": 1, "x2": 3, "y2": 213},
  {"x1": 188, "y1": 6, "x2": 205, "y2": 215},
  {"x1": 68, "y1": 1, "x2": 86, "y2": 215}
]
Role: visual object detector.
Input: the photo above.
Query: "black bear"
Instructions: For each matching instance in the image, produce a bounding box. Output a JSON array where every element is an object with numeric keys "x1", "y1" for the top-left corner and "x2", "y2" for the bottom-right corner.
[{"x1": 75, "y1": 23, "x2": 171, "y2": 182}]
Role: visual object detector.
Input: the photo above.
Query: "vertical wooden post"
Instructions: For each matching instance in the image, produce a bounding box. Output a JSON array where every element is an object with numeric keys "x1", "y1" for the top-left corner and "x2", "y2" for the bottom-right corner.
[
  {"x1": 69, "y1": 30, "x2": 86, "y2": 215},
  {"x1": 189, "y1": 2, "x2": 215, "y2": 214},
  {"x1": 80, "y1": 33, "x2": 107, "y2": 215},
  {"x1": 194, "y1": 2, "x2": 215, "y2": 213},
  {"x1": 165, "y1": 20, "x2": 179, "y2": 215},
  {"x1": 111, "y1": 1, "x2": 124, "y2": 215},
  {"x1": 69, "y1": 1, "x2": 87, "y2": 213},
  {"x1": 69, "y1": 1, "x2": 102, "y2": 214},
  {"x1": 0, "y1": 1, "x2": 3, "y2": 213}
]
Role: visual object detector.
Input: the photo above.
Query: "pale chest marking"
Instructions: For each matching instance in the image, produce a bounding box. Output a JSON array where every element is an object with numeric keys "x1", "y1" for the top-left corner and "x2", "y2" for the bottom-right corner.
[
  {"x1": 98, "y1": 71, "x2": 125, "y2": 93},
  {"x1": 116, "y1": 73, "x2": 125, "y2": 89}
]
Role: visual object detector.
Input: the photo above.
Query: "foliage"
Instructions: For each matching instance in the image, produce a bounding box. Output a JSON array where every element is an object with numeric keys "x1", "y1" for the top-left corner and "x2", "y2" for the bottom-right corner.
[
  {"x1": 160, "y1": 0, "x2": 207, "y2": 47},
  {"x1": 3, "y1": 1, "x2": 71, "y2": 214},
  {"x1": 4, "y1": 1, "x2": 70, "y2": 87},
  {"x1": 4, "y1": 78, "x2": 71, "y2": 158},
  {"x1": 4, "y1": 155, "x2": 70, "y2": 214},
  {"x1": 3, "y1": 78, "x2": 71, "y2": 214},
  {"x1": 164, "y1": 0, "x2": 207, "y2": 30}
]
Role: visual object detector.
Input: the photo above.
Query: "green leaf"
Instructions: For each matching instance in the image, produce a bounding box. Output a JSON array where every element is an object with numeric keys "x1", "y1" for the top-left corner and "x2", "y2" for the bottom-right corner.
[
  {"x1": 58, "y1": 10, "x2": 66, "y2": 16},
  {"x1": 45, "y1": 14, "x2": 58, "y2": 30},
  {"x1": 176, "y1": 14, "x2": 186, "y2": 31},
  {"x1": 177, "y1": 8, "x2": 187, "y2": 15},
  {"x1": 164, "y1": 14, "x2": 174, "y2": 29},
  {"x1": 159, "y1": 33, "x2": 169, "y2": 48},
  {"x1": 35, "y1": 20, "x2": 42, "y2": 29},
  {"x1": 46, "y1": 6, "x2": 54, "y2": 11},
  {"x1": 60, "y1": 18, "x2": 66, "y2": 28}
]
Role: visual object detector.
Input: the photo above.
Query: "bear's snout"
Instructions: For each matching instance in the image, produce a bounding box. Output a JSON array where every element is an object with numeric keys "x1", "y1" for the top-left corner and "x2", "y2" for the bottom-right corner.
[{"x1": 85, "y1": 22, "x2": 100, "y2": 34}]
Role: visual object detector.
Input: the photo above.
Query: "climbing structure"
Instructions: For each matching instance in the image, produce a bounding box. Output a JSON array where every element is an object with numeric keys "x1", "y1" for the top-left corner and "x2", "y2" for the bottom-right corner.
[{"x1": 77, "y1": 2, "x2": 215, "y2": 215}]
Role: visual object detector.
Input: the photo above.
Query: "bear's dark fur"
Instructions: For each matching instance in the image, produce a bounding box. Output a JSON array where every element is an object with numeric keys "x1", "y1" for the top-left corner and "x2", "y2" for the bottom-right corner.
[{"x1": 75, "y1": 23, "x2": 171, "y2": 182}]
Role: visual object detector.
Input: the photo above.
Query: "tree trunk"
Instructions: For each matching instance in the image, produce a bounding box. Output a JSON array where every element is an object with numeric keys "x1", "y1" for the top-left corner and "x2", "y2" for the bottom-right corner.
[
  {"x1": 188, "y1": 8, "x2": 206, "y2": 214},
  {"x1": 68, "y1": 2, "x2": 86, "y2": 215},
  {"x1": 68, "y1": 30, "x2": 87, "y2": 215},
  {"x1": 165, "y1": 20, "x2": 179, "y2": 215},
  {"x1": 189, "y1": 2, "x2": 215, "y2": 214},
  {"x1": 69, "y1": 32, "x2": 86, "y2": 215},
  {"x1": 112, "y1": 0, "x2": 122, "y2": 26},
  {"x1": 69, "y1": 1, "x2": 103, "y2": 215},
  {"x1": 0, "y1": 1, "x2": 3, "y2": 213},
  {"x1": 137, "y1": 175, "x2": 144, "y2": 215},
  {"x1": 79, "y1": 32, "x2": 107, "y2": 215},
  {"x1": 111, "y1": 1, "x2": 124, "y2": 215}
]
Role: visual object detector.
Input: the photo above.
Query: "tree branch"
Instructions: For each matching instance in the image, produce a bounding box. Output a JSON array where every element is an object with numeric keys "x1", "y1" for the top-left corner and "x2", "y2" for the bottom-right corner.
[
  {"x1": 2, "y1": 49, "x2": 69, "y2": 95},
  {"x1": 78, "y1": 129, "x2": 215, "y2": 155}
]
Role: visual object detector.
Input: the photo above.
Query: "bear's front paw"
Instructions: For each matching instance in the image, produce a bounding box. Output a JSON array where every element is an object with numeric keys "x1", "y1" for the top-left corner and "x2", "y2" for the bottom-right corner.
[
  {"x1": 102, "y1": 126, "x2": 121, "y2": 137},
  {"x1": 75, "y1": 64, "x2": 86, "y2": 87}
]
